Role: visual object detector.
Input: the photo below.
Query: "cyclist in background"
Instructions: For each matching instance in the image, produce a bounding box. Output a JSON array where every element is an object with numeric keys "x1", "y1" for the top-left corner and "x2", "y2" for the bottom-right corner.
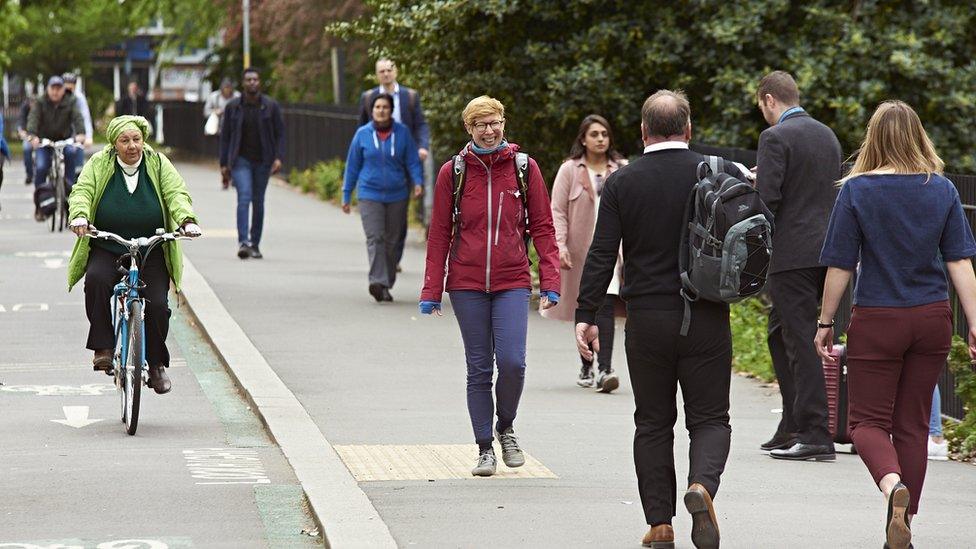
[
  {"x1": 63, "y1": 73, "x2": 95, "y2": 146},
  {"x1": 67, "y1": 115, "x2": 200, "y2": 395},
  {"x1": 26, "y1": 75, "x2": 86, "y2": 221}
]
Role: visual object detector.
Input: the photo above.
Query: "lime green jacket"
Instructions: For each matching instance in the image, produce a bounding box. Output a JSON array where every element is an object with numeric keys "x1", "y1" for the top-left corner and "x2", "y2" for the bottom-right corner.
[{"x1": 67, "y1": 144, "x2": 197, "y2": 291}]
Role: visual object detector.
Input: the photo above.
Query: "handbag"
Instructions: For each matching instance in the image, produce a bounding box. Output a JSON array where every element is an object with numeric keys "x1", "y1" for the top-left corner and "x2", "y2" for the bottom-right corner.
[{"x1": 203, "y1": 112, "x2": 220, "y2": 136}]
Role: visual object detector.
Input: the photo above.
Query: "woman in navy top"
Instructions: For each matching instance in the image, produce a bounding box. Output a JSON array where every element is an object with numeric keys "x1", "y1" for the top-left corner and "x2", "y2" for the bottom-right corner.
[{"x1": 815, "y1": 100, "x2": 976, "y2": 549}]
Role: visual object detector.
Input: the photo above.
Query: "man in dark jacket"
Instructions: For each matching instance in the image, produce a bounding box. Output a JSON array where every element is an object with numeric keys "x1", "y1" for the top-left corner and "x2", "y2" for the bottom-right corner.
[
  {"x1": 576, "y1": 90, "x2": 747, "y2": 549},
  {"x1": 358, "y1": 58, "x2": 431, "y2": 269},
  {"x1": 116, "y1": 80, "x2": 151, "y2": 121},
  {"x1": 219, "y1": 67, "x2": 285, "y2": 260},
  {"x1": 755, "y1": 71, "x2": 842, "y2": 461},
  {"x1": 26, "y1": 76, "x2": 86, "y2": 220}
]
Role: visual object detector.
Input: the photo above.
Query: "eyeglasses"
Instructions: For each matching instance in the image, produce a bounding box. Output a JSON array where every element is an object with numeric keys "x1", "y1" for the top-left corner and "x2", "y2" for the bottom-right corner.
[{"x1": 472, "y1": 119, "x2": 505, "y2": 133}]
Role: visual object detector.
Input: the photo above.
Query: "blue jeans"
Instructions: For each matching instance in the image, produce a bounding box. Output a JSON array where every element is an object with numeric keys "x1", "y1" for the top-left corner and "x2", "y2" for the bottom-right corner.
[
  {"x1": 22, "y1": 139, "x2": 34, "y2": 181},
  {"x1": 232, "y1": 156, "x2": 271, "y2": 246},
  {"x1": 450, "y1": 288, "x2": 530, "y2": 445},
  {"x1": 34, "y1": 144, "x2": 82, "y2": 187},
  {"x1": 929, "y1": 385, "x2": 942, "y2": 437}
]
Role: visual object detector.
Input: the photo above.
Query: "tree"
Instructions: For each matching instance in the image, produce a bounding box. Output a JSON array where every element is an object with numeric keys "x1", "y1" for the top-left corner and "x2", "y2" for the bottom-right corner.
[{"x1": 333, "y1": 0, "x2": 976, "y2": 175}]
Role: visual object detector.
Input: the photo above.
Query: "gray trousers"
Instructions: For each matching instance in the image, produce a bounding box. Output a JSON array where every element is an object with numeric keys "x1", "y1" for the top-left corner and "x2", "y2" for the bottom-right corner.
[{"x1": 359, "y1": 199, "x2": 408, "y2": 289}]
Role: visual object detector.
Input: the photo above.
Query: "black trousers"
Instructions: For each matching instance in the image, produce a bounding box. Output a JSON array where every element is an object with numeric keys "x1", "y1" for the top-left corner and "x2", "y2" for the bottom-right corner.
[
  {"x1": 767, "y1": 267, "x2": 832, "y2": 445},
  {"x1": 84, "y1": 246, "x2": 172, "y2": 367},
  {"x1": 581, "y1": 294, "x2": 617, "y2": 371},
  {"x1": 625, "y1": 302, "x2": 732, "y2": 526}
]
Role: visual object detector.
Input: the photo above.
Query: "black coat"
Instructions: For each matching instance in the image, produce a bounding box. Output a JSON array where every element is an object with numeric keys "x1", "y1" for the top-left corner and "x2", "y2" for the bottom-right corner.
[
  {"x1": 116, "y1": 93, "x2": 151, "y2": 121},
  {"x1": 756, "y1": 112, "x2": 843, "y2": 274}
]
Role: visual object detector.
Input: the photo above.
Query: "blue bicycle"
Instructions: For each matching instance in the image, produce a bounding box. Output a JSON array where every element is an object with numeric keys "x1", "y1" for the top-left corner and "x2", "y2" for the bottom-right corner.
[{"x1": 86, "y1": 228, "x2": 192, "y2": 435}]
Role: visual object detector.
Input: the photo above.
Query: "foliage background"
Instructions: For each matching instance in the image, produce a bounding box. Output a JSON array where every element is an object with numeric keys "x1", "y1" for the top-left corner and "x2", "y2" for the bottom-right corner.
[{"x1": 335, "y1": 0, "x2": 976, "y2": 176}]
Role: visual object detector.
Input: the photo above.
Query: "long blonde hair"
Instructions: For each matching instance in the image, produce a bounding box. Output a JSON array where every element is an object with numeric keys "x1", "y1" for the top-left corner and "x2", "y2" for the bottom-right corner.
[{"x1": 844, "y1": 100, "x2": 944, "y2": 182}]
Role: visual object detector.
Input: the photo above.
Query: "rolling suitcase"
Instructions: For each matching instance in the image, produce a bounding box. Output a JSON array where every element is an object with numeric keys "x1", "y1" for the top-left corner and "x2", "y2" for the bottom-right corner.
[{"x1": 823, "y1": 344, "x2": 853, "y2": 445}]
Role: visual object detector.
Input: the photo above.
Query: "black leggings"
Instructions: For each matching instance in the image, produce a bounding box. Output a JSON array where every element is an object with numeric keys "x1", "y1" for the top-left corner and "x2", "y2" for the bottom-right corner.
[
  {"x1": 84, "y1": 246, "x2": 172, "y2": 367},
  {"x1": 581, "y1": 294, "x2": 617, "y2": 371}
]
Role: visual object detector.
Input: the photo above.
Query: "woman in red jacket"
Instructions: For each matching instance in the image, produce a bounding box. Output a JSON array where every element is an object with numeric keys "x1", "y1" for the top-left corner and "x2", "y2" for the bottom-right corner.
[{"x1": 420, "y1": 95, "x2": 561, "y2": 477}]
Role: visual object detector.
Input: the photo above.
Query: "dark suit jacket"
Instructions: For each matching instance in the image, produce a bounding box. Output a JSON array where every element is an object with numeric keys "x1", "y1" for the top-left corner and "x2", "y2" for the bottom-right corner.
[
  {"x1": 219, "y1": 94, "x2": 286, "y2": 168},
  {"x1": 756, "y1": 111, "x2": 842, "y2": 274},
  {"x1": 358, "y1": 85, "x2": 430, "y2": 150},
  {"x1": 116, "y1": 93, "x2": 151, "y2": 121}
]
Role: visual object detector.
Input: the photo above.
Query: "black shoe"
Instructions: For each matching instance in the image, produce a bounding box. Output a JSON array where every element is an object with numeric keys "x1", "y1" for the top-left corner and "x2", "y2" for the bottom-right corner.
[
  {"x1": 380, "y1": 288, "x2": 393, "y2": 302},
  {"x1": 237, "y1": 243, "x2": 251, "y2": 259},
  {"x1": 34, "y1": 208, "x2": 46, "y2": 222},
  {"x1": 249, "y1": 245, "x2": 263, "y2": 259},
  {"x1": 884, "y1": 482, "x2": 912, "y2": 549},
  {"x1": 769, "y1": 442, "x2": 836, "y2": 461},
  {"x1": 760, "y1": 431, "x2": 799, "y2": 451},
  {"x1": 25, "y1": 177, "x2": 32, "y2": 186},
  {"x1": 368, "y1": 283, "x2": 384, "y2": 302},
  {"x1": 147, "y1": 365, "x2": 172, "y2": 394}
]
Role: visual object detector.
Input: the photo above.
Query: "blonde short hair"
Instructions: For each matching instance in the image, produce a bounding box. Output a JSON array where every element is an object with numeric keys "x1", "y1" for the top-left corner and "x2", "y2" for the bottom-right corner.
[{"x1": 462, "y1": 95, "x2": 505, "y2": 127}]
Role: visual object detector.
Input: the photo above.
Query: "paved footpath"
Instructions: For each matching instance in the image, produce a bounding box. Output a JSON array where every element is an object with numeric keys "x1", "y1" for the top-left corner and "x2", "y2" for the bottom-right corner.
[
  {"x1": 8, "y1": 157, "x2": 975, "y2": 548},
  {"x1": 0, "y1": 163, "x2": 322, "y2": 548},
  {"x1": 173, "y1": 159, "x2": 976, "y2": 548}
]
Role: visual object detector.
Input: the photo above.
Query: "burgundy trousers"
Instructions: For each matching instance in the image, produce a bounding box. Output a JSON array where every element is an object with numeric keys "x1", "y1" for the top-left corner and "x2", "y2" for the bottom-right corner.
[{"x1": 846, "y1": 300, "x2": 951, "y2": 514}]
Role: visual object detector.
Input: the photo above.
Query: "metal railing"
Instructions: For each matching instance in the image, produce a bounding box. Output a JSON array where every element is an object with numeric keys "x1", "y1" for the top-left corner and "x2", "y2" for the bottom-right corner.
[{"x1": 158, "y1": 100, "x2": 359, "y2": 174}]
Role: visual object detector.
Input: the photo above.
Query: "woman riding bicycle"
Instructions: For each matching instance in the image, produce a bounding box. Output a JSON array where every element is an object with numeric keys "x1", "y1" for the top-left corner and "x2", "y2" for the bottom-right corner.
[{"x1": 66, "y1": 115, "x2": 201, "y2": 394}]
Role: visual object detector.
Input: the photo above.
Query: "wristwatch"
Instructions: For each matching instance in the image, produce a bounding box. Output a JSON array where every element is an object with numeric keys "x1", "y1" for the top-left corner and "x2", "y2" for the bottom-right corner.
[{"x1": 817, "y1": 320, "x2": 835, "y2": 329}]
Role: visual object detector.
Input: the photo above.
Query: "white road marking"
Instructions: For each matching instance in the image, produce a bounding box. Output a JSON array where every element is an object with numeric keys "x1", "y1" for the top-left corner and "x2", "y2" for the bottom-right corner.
[
  {"x1": 13, "y1": 251, "x2": 72, "y2": 258},
  {"x1": 183, "y1": 448, "x2": 270, "y2": 485},
  {"x1": 1, "y1": 384, "x2": 115, "y2": 396},
  {"x1": 43, "y1": 258, "x2": 65, "y2": 269},
  {"x1": 8, "y1": 303, "x2": 49, "y2": 312},
  {"x1": 51, "y1": 406, "x2": 103, "y2": 428},
  {"x1": 0, "y1": 541, "x2": 168, "y2": 549}
]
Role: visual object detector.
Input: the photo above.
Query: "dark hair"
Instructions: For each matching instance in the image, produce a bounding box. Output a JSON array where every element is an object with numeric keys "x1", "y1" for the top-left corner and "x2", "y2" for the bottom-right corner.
[
  {"x1": 568, "y1": 114, "x2": 623, "y2": 161},
  {"x1": 756, "y1": 70, "x2": 799, "y2": 105},
  {"x1": 370, "y1": 92, "x2": 395, "y2": 114},
  {"x1": 242, "y1": 67, "x2": 260, "y2": 78},
  {"x1": 641, "y1": 89, "x2": 690, "y2": 138}
]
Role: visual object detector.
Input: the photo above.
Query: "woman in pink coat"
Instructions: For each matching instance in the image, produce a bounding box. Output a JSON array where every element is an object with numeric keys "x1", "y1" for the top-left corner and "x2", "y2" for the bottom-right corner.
[{"x1": 542, "y1": 114, "x2": 626, "y2": 392}]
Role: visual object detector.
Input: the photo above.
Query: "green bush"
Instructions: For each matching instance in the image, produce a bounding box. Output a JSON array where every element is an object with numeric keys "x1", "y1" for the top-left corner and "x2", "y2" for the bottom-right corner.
[
  {"x1": 730, "y1": 296, "x2": 775, "y2": 382},
  {"x1": 944, "y1": 335, "x2": 976, "y2": 462},
  {"x1": 287, "y1": 159, "x2": 346, "y2": 204}
]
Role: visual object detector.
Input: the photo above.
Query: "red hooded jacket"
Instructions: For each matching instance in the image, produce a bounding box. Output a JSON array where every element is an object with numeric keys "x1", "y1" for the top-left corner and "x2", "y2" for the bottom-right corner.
[{"x1": 421, "y1": 143, "x2": 560, "y2": 302}]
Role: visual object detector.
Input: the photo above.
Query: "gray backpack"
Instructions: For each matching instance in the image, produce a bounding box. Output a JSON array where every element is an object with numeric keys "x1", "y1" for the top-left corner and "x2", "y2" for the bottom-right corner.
[{"x1": 678, "y1": 156, "x2": 773, "y2": 335}]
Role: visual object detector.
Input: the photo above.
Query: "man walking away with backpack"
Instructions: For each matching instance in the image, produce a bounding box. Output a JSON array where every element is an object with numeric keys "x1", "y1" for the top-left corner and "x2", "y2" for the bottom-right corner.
[
  {"x1": 754, "y1": 71, "x2": 843, "y2": 461},
  {"x1": 576, "y1": 90, "x2": 753, "y2": 549}
]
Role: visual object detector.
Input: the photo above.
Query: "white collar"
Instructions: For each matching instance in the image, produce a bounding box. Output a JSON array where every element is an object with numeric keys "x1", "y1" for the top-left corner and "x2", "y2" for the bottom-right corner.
[
  {"x1": 380, "y1": 82, "x2": 400, "y2": 95},
  {"x1": 643, "y1": 141, "x2": 689, "y2": 153},
  {"x1": 117, "y1": 155, "x2": 142, "y2": 170}
]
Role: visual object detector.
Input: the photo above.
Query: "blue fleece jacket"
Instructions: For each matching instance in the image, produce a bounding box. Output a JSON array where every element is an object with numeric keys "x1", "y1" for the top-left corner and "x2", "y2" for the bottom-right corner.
[{"x1": 343, "y1": 121, "x2": 423, "y2": 204}]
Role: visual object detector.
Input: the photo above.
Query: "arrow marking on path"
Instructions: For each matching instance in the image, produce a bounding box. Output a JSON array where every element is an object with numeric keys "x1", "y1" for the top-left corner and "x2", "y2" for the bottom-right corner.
[{"x1": 51, "y1": 405, "x2": 103, "y2": 428}]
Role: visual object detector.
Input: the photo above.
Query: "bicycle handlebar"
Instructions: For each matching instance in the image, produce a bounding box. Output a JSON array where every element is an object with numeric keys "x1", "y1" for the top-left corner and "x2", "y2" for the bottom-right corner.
[
  {"x1": 86, "y1": 228, "x2": 193, "y2": 253},
  {"x1": 38, "y1": 138, "x2": 76, "y2": 149}
]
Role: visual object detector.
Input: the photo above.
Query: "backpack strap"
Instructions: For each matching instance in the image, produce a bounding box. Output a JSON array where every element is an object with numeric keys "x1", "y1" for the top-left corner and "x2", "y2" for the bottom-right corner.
[
  {"x1": 450, "y1": 154, "x2": 466, "y2": 242},
  {"x1": 678, "y1": 179, "x2": 701, "y2": 337}
]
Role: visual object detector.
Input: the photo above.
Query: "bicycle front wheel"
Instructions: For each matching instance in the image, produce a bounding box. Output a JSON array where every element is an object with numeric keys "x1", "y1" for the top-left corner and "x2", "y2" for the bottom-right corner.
[{"x1": 123, "y1": 300, "x2": 143, "y2": 435}]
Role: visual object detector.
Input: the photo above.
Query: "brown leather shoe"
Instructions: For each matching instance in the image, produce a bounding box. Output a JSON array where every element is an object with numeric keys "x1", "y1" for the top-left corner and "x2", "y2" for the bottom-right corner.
[
  {"x1": 684, "y1": 483, "x2": 720, "y2": 549},
  {"x1": 93, "y1": 349, "x2": 113, "y2": 373},
  {"x1": 642, "y1": 524, "x2": 674, "y2": 548}
]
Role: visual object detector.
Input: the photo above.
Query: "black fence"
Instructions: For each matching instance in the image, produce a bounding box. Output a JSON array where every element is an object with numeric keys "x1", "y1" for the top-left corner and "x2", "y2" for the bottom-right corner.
[
  {"x1": 158, "y1": 100, "x2": 359, "y2": 174},
  {"x1": 696, "y1": 144, "x2": 975, "y2": 421}
]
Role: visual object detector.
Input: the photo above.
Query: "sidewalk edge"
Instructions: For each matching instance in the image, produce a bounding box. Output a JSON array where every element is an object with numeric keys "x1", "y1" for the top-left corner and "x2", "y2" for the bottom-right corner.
[{"x1": 178, "y1": 256, "x2": 397, "y2": 549}]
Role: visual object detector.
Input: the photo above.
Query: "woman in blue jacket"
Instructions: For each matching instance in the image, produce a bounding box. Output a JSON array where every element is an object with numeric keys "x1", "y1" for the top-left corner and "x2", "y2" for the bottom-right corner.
[{"x1": 342, "y1": 93, "x2": 423, "y2": 302}]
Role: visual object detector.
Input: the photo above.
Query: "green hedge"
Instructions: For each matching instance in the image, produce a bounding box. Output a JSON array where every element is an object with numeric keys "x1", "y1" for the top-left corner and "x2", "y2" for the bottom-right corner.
[
  {"x1": 730, "y1": 297, "x2": 775, "y2": 382},
  {"x1": 288, "y1": 159, "x2": 347, "y2": 205},
  {"x1": 945, "y1": 335, "x2": 976, "y2": 462}
]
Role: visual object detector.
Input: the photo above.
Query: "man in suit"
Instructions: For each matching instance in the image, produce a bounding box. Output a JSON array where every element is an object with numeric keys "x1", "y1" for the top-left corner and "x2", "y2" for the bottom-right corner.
[
  {"x1": 358, "y1": 58, "x2": 430, "y2": 268},
  {"x1": 576, "y1": 90, "x2": 744, "y2": 549},
  {"x1": 755, "y1": 71, "x2": 842, "y2": 461}
]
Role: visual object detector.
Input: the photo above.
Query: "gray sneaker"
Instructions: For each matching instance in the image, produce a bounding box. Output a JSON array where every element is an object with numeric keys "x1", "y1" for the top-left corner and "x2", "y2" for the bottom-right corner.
[
  {"x1": 496, "y1": 427, "x2": 526, "y2": 468},
  {"x1": 576, "y1": 365, "x2": 595, "y2": 388},
  {"x1": 595, "y1": 369, "x2": 619, "y2": 393},
  {"x1": 471, "y1": 448, "x2": 497, "y2": 477}
]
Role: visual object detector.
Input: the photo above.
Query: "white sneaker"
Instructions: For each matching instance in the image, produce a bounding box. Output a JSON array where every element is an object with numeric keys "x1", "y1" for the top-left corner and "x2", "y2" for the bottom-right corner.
[{"x1": 928, "y1": 436, "x2": 949, "y2": 461}]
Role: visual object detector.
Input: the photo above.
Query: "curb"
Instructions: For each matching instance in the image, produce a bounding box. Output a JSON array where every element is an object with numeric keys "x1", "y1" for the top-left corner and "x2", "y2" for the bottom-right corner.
[{"x1": 178, "y1": 256, "x2": 397, "y2": 549}]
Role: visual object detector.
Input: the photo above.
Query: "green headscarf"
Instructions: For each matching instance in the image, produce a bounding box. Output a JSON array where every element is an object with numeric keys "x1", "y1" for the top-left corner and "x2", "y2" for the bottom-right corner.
[{"x1": 106, "y1": 115, "x2": 152, "y2": 146}]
